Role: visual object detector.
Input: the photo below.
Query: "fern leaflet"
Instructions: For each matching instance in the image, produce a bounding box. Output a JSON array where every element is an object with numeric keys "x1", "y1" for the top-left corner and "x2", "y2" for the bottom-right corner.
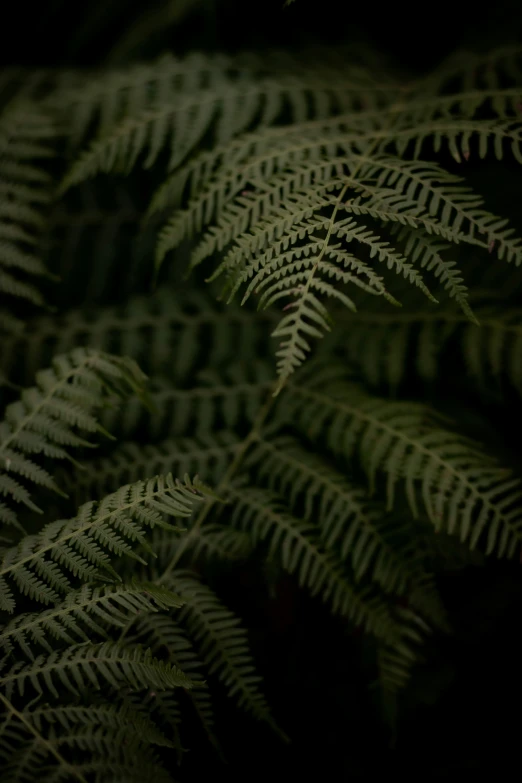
[{"x1": 0, "y1": 474, "x2": 211, "y2": 612}]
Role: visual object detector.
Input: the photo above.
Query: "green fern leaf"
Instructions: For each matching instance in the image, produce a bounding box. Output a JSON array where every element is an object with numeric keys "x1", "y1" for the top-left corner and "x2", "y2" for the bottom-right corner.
[
  {"x1": 375, "y1": 607, "x2": 431, "y2": 724},
  {"x1": 0, "y1": 286, "x2": 277, "y2": 388},
  {"x1": 0, "y1": 474, "x2": 210, "y2": 612},
  {"x1": 67, "y1": 432, "x2": 240, "y2": 506},
  {"x1": 248, "y1": 436, "x2": 446, "y2": 625},
  {"x1": 0, "y1": 701, "x2": 173, "y2": 783},
  {"x1": 0, "y1": 581, "x2": 184, "y2": 658},
  {"x1": 0, "y1": 102, "x2": 59, "y2": 326},
  {"x1": 227, "y1": 485, "x2": 400, "y2": 642},
  {"x1": 286, "y1": 368, "x2": 522, "y2": 557},
  {"x1": 166, "y1": 570, "x2": 280, "y2": 732},
  {"x1": 60, "y1": 51, "x2": 391, "y2": 190},
  {"x1": 0, "y1": 348, "x2": 147, "y2": 524},
  {"x1": 27, "y1": 702, "x2": 172, "y2": 746},
  {"x1": 332, "y1": 298, "x2": 522, "y2": 395},
  {"x1": 132, "y1": 612, "x2": 220, "y2": 758},
  {"x1": 0, "y1": 640, "x2": 194, "y2": 700}
]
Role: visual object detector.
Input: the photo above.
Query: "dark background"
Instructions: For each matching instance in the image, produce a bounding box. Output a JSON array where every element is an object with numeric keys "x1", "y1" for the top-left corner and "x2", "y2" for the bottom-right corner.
[
  {"x1": 2, "y1": 1, "x2": 522, "y2": 779},
  {"x1": 2, "y1": 0, "x2": 522, "y2": 72}
]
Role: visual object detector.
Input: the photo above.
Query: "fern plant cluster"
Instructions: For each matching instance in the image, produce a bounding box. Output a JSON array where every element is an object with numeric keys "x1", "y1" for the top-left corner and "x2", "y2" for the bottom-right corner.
[{"x1": 1, "y1": 23, "x2": 522, "y2": 781}]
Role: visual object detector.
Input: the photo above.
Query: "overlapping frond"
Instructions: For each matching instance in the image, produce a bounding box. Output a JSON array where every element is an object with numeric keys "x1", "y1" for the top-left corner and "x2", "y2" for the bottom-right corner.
[
  {"x1": 0, "y1": 102, "x2": 59, "y2": 331},
  {"x1": 226, "y1": 477, "x2": 430, "y2": 699},
  {"x1": 0, "y1": 701, "x2": 173, "y2": 783},
  {"x1": 330, "y1": 297, "x2": 522, "y2": 395},
  {"x1": 0, "y1": 470, "x2": 215, "y2": 781},
  {"x1": 56, "y1": 46, "x2": 522, "y2": 383},
  {"x1": 376, "y1": 606, "x2": 431, "y2": 702},
  {"x1": 165, "y1": 570, "x2": 279, "y2": 732},
  {"x1": 0, "y1": 581, "x2": 184, "y2": 657},
  {"x1": 1, "y1": 286, "x2": 276, "y2": 387},
  {"x1": 100, "y1": 363, "x2": 273, "y2": 441},
  {"x1": 0, "y1": 473, "x2": 210, "y2": 612},
  {"x1": 247, "y1": 436, "x2": 445, "y2": 625},
  {"x1": 68, "y1": 432, "x2": 240, "y2": 504},
  {"x1": 0, "y1": 348, "x2": 147, "y2": 528},
  {"x1": 140, "y1": 49, "x2": 521, "y2": 383},
  {"x1": 0, "y1": 705, "x2": 169, "y2": 783},
  {"x1": 284, "y1": 368, "x2": 522, "y2": 558},
  {"x1": 43, "y1": 182, "x2": 145, "y2": 309},
  {"x1": 59, "y1": 50, "x2": 393, "y2": 189},
  {"x1": 132, "y1": 608, "x2": 219, "y2": 757},
  {"x1": 2, "y1": 40, "x2": 522, "y2": 781},
  {"x1": 227, "y1": 484, "x2": 399, "y2": 642},
  {"x1": 1, "y1": 640, "x2": 194, "y2": 700}
]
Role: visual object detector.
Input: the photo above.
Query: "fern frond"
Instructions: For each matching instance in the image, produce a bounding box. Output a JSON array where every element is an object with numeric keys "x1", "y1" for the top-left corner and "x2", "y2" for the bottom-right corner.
[
  {"x1": 67, "y1": 432, "x2": 240, "y2": 505},
  {"x1": 155, "y1": 148, "x2": 491, "y2": 383},
  {"x1": 227, "y1": 485, "x2": 400, "y2": 642},
  {"x1": 54, "y1": 52, "x2": 248, "y2": 149},
  {"x1": 56, "y1": 44, "x2": 522, "y2": 383},
  {"x1": 166, "y1": 570, "x2": 278, "y2": 731},
  {"x1": 142, "y1": 54, "x2": 522, "y2": 381},
  {"x1": 333, "y1": 300, "x2": 522, "y2": 395},
  {"x1": 248, "y1": 436, "x2": 445, "y2": 625},
  {"x1": 9, "y1": 46, "x2": 522, "y2": 773},
  {"x1": 383, "y1": 117, "x2": 522, "y2": 163},
  {"x1": 0, "y1": 581, "x2": 184, "y2": 658},
  {"x1": 133, "y1": 611, "x2": 202, "y2": 672},
  {"x1": 0, "y1": 701, "x2": 173, "y2": 783},
  {"x1": 0, "y1": 640, "x2": 194, "y2": 700},
  {"x1": 60, "y1": 51, "x2": 392, "y2": 189},
  {"x1": 351, "y1": 155, "x2": 522, "y2": 264},
  {"x1": 393, "y1": 87, "x2": 522, "y2": 126},
  {"x1": 375, "y1": 607, "x2": 430, "y2": 708},
  {"x1": 153, "y1": 139, "x2": 373, "y2": 247},
  {"x1": 0, "y1": 727, "x2": 170, "y2": 783},
  {"x1": 0, "y1": 697, "x2": 89, "y2": 783},
  {"x1": 197, "y1": 188, "x2": 437, "y2": 385},
  {"x1": 286, "y1": 370, "x2": 522, "y2": 558},
  {"x1": 0, "y1": 102, "x2": 59, "y2": 327},
  {"x1": 43, "y1": 182, "x2": 144, "y2": 308},
  {"x1": 128, "y1": 688, "x2": 186, "y2": 763},
  {"x1": 100, "y1": 367, "x2": 273, "y2": 442},
  {"x1": 25, "y1": 702, "x2": 172, "y2": 746},
  {"x1": 388, "y1": 225, "x2": 473, "y2": 318},
  {"x1": 0, "y1": 348, "x2": 147, "y2": 523},
  {"x1": 132, "y1": 612, "x2": 219, "y2": 757},
  {"x1": 0, "y1": 473, "x2": 210, "y2": 612},
  {"x1": 1, "y1": 286, "x2": 277, "y2": 386}
]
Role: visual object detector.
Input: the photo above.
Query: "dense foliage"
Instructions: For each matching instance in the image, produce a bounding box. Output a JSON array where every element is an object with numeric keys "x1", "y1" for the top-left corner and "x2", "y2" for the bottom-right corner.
[{"x1": 2, "y1": 1, "x2": 522, "y2": 779}]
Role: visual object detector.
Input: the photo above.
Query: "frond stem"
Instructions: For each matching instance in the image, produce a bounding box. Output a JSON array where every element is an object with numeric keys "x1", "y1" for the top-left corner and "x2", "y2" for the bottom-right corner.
[{"x1": 158, "y1": 386, "x2": 277, "y2": 584}]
